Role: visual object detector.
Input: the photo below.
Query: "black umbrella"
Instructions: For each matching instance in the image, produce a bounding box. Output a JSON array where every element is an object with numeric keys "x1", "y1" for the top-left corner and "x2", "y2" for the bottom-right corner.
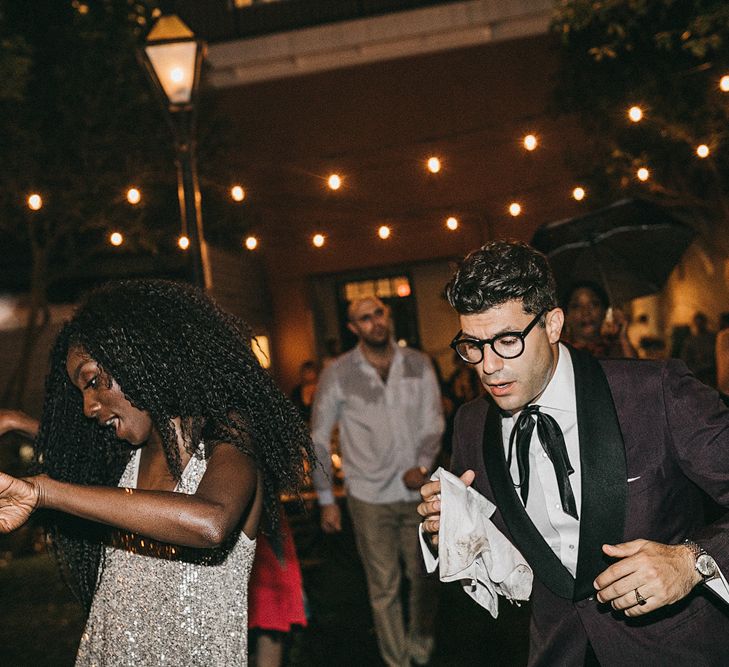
[{"x1": 531, "y1": 198, "x2": 696, "y2": 305}]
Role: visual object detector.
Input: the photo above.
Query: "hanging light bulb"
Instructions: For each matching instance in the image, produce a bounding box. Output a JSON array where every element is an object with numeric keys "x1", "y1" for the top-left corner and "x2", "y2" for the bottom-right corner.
[
  {"x1": 628, "y1": 106, "x2": 643, "y2": 122},
  {"x1": 27, "y1": 194, "x2": 43, "y2": 211},
  {"x1": 523, "y1": 134, "x2": 538, "y2": 151},
  {"x1": 446, "y1": 216, "x2": 459, "y2": 230},
  {"x1": 508, "y1": 202, "x2": 522, "y2": 217},
  {"x1": 636, "y1": 167, "x2": 650, "y2": 181},
  {"x1": 327, "y1": 174, "x2": 342, "y2": 190},
  {"x1": 231, "y1": 185, "x2": 245, "y2": 201},
  {"x1": 378, "y1": 225, "x2": 391, "y2": 239},
  {"x1": 178, "y1": 235, "x2": 190, "y2": 250},
  {"x1": 572, "y1": 187, "x2": 586, "y2": 201},
  {"x1": 312, "y1": 233, "x2": 325, "y2": 248},
  {"x1": 426, "y1": 157, "x2": 441, "y2": 173},
  {"x1": 720, "y1": 75, "x2": 729, "y2": 92},
  {"x1": 127, "y1": 188, "x2": 141, "y2": 205},
  {"x1": 696, "y1": 144, "x2": 710, "y2": 158},
  {"x1": 109, "y1": 232, "x2": 124, "y2": 246},
  {"x1": 245, "y1": 236, "x2": 258, "y2": 250}
]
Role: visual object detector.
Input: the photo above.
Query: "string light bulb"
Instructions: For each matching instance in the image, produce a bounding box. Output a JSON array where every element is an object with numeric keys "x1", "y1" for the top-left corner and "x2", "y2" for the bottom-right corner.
[
  {"x1": 426, "y1": 157, "x2": 441, "y2": 174},
  {"x1": 27, "y1": 194, "x2": 42, "y2": 211},
  {"x1": 327, "y1": 174, "x2": 342, "y2": 190},
  {"x1": 523, "y1": 134, "x2": 538, "y2": 151},
  {"x1": 696, "y1": 144, "x2": 710, "y2": 158},
  {"x1": 720, "y1": 75, "x2": 729, "y2": 92},
  {"x1": 508, "y1": 202, "x2": 522, "y2": 217},
  {"x1": 572, "y1": 187, "x2": 586, "y2": 201},
  {"x1": 446, "y1": 216, "x2": 459, "y2": 230},
  {"x1": 245, "y1": 236, "x2": 258, "y2": 250},
  {"x1": 312, "y1": 233, "x2": 325, "y2": 248},
  {"x1": 127, "y1": 188, "x2": 141, "y2": 205},
  {"x1": 636, "y1": 167, "x2": 650, "y2": 182},
  {"x1": 231, "y1": 185, "x2": 245, "y2": 202},
  {"x1": 378, "y1": 225, "x2": 391, "y2": 239},
  {"x1": 628, "y1": 106, "x2": 643, "y2": 122},
  {"x1": 178, "y1": 235, "x2": 190, "y2": 250},
  {"x1": 109, "y1": 232, "x2": 123, "y2": 246}
]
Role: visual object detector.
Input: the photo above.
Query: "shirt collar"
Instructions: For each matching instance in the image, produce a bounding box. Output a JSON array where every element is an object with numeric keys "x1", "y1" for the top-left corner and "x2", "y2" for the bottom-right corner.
[
  {"x1": 353, "y1": 340, "x2": 401, "y2": 366},
  {"x1": 534, "y1": 343, "x2": 576, "y2": 414}
]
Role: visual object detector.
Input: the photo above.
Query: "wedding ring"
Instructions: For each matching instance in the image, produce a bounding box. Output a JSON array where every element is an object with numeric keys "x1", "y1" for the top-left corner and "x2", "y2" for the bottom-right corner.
[{"x1": 634, "y1": 588, "x2": 647, "y2": 606}]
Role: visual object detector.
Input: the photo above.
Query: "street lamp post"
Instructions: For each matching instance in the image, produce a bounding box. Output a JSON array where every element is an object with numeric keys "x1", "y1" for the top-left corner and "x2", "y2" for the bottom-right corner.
[{"x1": 138, "y1": 14, "x2": 212, "y2": 289}]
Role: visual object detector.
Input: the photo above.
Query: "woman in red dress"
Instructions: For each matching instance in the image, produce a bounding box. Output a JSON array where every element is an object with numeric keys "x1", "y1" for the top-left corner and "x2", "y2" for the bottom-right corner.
[{"x1": 248, "y1": 514, "x2": 307, "y2": 666}]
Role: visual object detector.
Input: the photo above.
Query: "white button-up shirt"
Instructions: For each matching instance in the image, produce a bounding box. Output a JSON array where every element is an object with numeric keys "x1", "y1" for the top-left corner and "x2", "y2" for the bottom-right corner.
[
  {"x1": 500, "y1": 344, "x2": 582, "y2": 576},
  {"x1": 311, "y1": 343, "x2": 444, "y2": 505}
]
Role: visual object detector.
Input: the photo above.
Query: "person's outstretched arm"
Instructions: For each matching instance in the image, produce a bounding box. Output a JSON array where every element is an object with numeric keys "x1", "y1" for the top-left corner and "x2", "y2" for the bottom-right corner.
[{"x1": 0, "y1": 442, "x2": 259, "y2": 548}]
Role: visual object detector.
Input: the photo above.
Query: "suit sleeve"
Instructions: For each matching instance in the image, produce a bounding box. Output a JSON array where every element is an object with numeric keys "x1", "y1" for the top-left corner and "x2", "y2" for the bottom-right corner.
[
  {"x1": 450, "y1": 405, "x2": 468, "y2": 477},
  {"x1": 661, "y1": 360, "x2": 729, "y2": 591},
  {"x1": 450, "y1": 398, "x2": 487, "y2": 478}
]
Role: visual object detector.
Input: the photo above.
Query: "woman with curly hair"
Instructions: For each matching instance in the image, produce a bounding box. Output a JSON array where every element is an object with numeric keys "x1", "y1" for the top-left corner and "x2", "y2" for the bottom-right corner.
[{"x1": 0, "y1": 279, "x2": 315, "y2": 665}]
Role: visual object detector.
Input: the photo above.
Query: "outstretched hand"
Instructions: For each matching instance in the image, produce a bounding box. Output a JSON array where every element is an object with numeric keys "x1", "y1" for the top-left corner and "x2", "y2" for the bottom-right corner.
[
  {"x1": 417, "y1": 469, "x2": 475, "y2": 546},
  {"x1": 0, "y1": 472, "x2": 40, "y2": 533},
  {"x1": 593, "y1": 539, "x2": 700, "y2": 616}
]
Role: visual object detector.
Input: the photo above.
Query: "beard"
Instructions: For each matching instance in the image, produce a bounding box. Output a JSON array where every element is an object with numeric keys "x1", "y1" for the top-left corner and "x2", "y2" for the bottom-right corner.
[
  {"x1": 361, "y1": 326, "x2": 390, "y2": 349},
  {"x1": 364, "y1": 336, "x2": 390, "y2": 349}
]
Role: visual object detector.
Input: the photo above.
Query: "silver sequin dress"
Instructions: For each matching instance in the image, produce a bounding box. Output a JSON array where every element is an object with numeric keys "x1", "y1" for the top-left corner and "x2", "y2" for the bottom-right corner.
[{"x1": 75, "y1": 446, "x2": 256, "y2": 666}]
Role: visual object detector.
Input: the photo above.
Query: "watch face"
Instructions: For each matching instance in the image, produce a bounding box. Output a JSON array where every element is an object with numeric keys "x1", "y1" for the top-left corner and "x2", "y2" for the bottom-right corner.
[{"x1": 697, "y1": 553, "x2": 718, "y2": 578}]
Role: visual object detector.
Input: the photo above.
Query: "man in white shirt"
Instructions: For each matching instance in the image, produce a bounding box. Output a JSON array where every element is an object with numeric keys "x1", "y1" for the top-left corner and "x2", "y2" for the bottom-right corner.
[
  {"x1": 418, "y1": 240, "x2": 729, "y2": 666},
  {"x1": 311, "y1": 296, "x2": 444, "y2": 667}
]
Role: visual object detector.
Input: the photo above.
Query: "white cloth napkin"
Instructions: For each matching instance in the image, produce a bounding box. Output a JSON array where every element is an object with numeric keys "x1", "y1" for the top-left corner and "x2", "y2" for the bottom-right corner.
[{"x1": 419, "y1": 467, "x2": 533, "y2": 618}]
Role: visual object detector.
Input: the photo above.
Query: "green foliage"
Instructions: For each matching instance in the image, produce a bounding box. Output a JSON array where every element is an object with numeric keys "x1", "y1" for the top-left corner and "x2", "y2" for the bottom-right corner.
[
  {"x1": 0, "y1": 0, "x2": 249, "y2": 298},
  {"x1": 552, "y1": 0, "x2": 729, "y2": 242}
]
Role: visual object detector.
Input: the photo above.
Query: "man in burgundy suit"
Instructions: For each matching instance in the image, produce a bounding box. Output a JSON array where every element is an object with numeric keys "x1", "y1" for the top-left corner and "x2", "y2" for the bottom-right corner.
[{"x1": 419, "y1": 240, "x2": 729, "y2": 666}]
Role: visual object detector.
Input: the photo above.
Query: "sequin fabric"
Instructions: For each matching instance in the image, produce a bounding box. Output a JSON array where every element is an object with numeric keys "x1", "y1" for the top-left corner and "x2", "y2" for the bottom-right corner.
[{"x1": 75, "y1": 446, "x2": 256, "y2": 666}]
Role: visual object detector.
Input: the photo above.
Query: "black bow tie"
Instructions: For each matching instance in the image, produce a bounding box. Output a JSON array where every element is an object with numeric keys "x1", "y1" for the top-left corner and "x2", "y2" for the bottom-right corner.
[{"x1": 506, "y1": 405, "x2": 579, "y2": 520}]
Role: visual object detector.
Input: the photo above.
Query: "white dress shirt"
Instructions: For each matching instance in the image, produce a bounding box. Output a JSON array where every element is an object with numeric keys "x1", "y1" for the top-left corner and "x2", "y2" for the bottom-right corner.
[
  {"x1": 500, "y1": 343, "x2": 582, "y2": 576},
  {"x1": 311, "y1": 343, "x2": 444, "y2": 505}
]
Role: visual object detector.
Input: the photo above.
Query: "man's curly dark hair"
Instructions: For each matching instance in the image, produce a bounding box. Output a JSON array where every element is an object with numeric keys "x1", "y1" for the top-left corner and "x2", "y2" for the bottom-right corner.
[
  {"x1": 445, "y1": 239, "x2": 558, "y2": 316},
  {"x1": 34, "y1": 279, "x2": 316, "y2": 610}
]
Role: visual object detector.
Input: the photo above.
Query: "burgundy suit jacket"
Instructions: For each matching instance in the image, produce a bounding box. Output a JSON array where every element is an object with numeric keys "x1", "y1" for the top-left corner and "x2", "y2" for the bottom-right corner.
[{"x1": 450, "y1": 346, "x2": 729, "y2": 666}]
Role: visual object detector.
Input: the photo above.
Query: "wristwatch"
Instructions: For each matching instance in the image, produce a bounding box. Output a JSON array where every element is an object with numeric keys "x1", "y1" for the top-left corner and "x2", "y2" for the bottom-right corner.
[{"x1": 683, "y1": 539, "x2": 719, "y2": 581}]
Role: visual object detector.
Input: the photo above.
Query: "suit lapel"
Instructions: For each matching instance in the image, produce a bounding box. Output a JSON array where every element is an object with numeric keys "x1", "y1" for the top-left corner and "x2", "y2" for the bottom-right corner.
[
  {"x1": 569, "y1": 346, "x2": 627, "y2": 600},
  {"x1": 482, "y1": 400, "x2": 575, "y2": 599}
]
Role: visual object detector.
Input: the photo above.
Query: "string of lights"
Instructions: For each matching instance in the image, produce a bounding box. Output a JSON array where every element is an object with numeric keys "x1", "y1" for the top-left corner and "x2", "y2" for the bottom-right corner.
[{"x1": 23, "y1": 75, "x2": 729, "y2": 253}]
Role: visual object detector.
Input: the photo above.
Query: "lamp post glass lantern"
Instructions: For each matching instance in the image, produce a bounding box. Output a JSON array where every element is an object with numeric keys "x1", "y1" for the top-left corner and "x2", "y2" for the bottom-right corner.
[{"x1": 139, "y1": 14, "x2": 211, "y2": 289}]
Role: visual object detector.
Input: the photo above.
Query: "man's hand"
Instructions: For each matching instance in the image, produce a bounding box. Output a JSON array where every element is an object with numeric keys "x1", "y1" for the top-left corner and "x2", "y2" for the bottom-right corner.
[
  {"x1": 417, "y1": 469, "x2": 475, "y2": 546},
  {"x1": 593, "y1": 539, "x2": 700, "y2": 616},
  {"x1": 320, "y1": 503, "x2": 342, "y2": 534},
  {"x1": 402, "y1": 466, "x2": 429, "y2": 490}
]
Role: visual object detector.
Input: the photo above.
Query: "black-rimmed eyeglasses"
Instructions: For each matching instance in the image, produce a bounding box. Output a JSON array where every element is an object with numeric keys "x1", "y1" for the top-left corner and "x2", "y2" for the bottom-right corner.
[{"x1": 450, "y1": 308, "x2": 547, "y2": 363}]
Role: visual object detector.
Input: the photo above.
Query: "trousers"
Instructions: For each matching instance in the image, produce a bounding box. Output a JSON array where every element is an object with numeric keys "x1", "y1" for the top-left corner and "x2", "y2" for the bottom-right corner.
[{"x1": 347, "y1": 495, "x2": 438, "y2": 667}]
